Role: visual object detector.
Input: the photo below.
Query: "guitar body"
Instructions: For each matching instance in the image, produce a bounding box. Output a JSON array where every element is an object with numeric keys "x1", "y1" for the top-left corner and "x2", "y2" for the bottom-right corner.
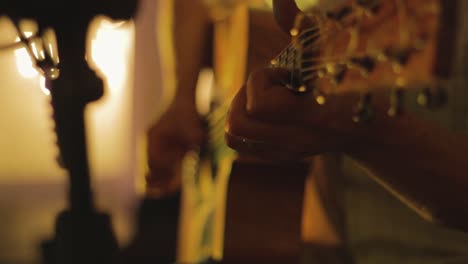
[{"x1": 222, "y1": 160, "x2": 309, "y2": 263}]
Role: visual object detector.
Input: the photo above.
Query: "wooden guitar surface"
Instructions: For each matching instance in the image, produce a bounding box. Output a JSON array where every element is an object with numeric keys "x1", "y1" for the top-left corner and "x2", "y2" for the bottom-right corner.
[{"x1": 209, "y1": 5, "x2": 310, "y2": 263}]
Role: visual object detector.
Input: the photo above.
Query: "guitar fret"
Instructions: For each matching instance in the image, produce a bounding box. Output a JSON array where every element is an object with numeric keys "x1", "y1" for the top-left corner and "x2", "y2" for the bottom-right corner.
[{"x1": 274, "y1": 26, "x2": 320, "y2": 72}]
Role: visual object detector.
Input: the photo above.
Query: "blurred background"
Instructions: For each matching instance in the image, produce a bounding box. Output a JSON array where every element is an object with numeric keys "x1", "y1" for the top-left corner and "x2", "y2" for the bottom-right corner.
[{"x1": 0, "y1": 0, "x2": 166, "y2": 263}]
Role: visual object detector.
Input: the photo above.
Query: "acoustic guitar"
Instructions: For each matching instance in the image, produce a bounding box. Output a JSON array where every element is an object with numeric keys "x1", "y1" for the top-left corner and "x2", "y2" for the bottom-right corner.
[
  {"x1": 186, "y1": 0, "x2": 460, "y2": 263},
  {"x1": 222, "y1": 0, "x2": 460, "y2": 263},
  {"x1": 138, "y1": 0, "x2": 460, "y2": 263}
]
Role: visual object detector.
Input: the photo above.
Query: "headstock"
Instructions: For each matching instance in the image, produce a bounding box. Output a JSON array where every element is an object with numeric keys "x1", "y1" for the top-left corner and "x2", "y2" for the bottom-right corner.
[{"x1": 271, "y1": 0, "x2": 459, "y2": 121}]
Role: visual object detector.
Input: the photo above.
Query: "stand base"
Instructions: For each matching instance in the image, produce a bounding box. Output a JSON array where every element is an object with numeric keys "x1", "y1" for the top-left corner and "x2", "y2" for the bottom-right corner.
[
  {"x1": 42, "y1": 210, "x2": 119, "y2": 264},
  {"x1": 123, "y1": 194, "x2": 180, "y2": 264}
]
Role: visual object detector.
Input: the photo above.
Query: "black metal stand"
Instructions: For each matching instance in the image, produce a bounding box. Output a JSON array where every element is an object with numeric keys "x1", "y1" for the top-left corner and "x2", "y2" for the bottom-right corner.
[
  {"x1": 123, "y1": 193, "x2": 181, "y2": 264},
  {"x1": 42, "y1": 211, "x2": 120, "y2": 264},
  {"x1": 40, "y1": 18, "x2": 120, "y2": 263},
  {"x1": 1, "y1": 1, "x2": 137, "y2": 264}
]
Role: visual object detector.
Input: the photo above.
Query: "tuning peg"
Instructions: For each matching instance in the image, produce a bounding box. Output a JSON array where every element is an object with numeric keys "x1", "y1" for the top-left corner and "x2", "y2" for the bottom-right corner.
[
  {"x1": 326, "y1": 6, "x2": 353, "y2": 21},
  {"x1": 297, "y1": 28, "x2": 320, "y2": 47},
  {"x1": 385, "y1": 47, "x2": 413, "y2": 66},
  {"x1": 388, "y1": 88, "x2": 404, "y2": 117},
  {"x1": 417, "y1": 87, "x2": 448, "y2": 109},
  {"x1": 349, "y1": 56, "x2": 376, "y2": 75},
  {"x1": 36, "y1": 57, "x2": 60, "y2": 79},
  {"x1": 33, "y1": 32, "x2": 60, "y2": 80},
  {"x1": 332, "y1": 64, "x2": 347, "y2": 85},
  {"x1": 353, "y1": 93, "x2": 374, "y2": 122},
  {"x1": 356, "y1": 0, "x2": 381, "y2": 14},
  {"x1": 313, "y1": 89, "x2": 326, "y2": 105}
]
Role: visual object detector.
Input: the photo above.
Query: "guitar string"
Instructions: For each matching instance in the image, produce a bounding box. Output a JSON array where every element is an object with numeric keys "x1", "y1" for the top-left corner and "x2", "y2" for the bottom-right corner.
[
  {"x1": 205, "y1": 35, "x2": 329, "y2": 143},
  {"x1": 203, "y1": 3, "x2": 410, "y2": 148},
  {"x1": 156, "y1": 3, "x2": 440, "y2": 151},
  {"x1": 0, "y1": 35, "x2": 41, "y2": 52},
  {"x1": 12, "y1": 23, "x2": 42, "y2": 66},
  {"x1": 271, "y1": 27, "x2": 321, "y2": 63}
]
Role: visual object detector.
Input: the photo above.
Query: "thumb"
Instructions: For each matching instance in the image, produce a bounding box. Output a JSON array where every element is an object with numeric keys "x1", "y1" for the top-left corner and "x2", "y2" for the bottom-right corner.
[{"x1": 272, "y1": 0, "x2": 302, "y2": 34}]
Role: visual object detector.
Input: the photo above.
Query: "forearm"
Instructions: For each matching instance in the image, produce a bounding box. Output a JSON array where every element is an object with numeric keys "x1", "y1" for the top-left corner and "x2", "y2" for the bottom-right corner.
[
  {"x1": 348, "y1": 111, "x2": 468, "y2": 231},
  {"x1": 173, "y1": 0, "x2": 212, "y2": 105}
]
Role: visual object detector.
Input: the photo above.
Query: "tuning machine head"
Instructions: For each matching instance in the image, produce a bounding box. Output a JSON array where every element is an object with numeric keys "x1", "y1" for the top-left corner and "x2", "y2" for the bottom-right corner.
[
  {"x1": 353, "y1": 93, "x2": 374, "y2": 123},
  {"x1": 388, "y1": 88, "x2": 404, "y2": 117},
  {"x1": 385, "y1": 47, "x2": 414, "y2": 68},
  {"x1": 326, "y1": 6, "x2": 353, "y2": 21},
  {"x1": 324, "y1": 63, "x2": 347, "y2": 86},
  {"x1": 356, "y1": 0, "x2": 382, "y2": 14},
  {"x1": 348, "y1": 56, "x2": 376, "y2": 76},
  {"x1": 417, "y1": 86, "x2": 448, "y2": 109},
  {"x1": 36, "y1": 54, "x2": 60, "y2": 80}
]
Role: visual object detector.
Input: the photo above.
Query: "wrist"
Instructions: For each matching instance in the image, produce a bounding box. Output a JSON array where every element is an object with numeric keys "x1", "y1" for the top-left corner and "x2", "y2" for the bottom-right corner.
[
  {"x1": 344, "y1": 106, "x2": 422, "y2": 160},
  {"x1": 326, "y1": 91, "x2": 420, "y2": 156},
  {"x1": 170, "y1": 95, "x2": 198, "y2": 112},
  {"x1": 145, "y1": 170, "x2": 182, "y2": 199}
]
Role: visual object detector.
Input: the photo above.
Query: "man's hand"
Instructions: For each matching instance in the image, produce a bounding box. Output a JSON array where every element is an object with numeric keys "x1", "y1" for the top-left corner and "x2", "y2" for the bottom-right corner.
[
  {"x1": 225, "y1": 67, "x2": 368, "y2": 161},
  {"x1": 226, "y1": 0, "x2": 468, "y2": 234},
  {"x1": 146, "y1": 102, "x2": 205, "y2": 197},
  {"x1": 225, "y1": 0, "x2": 363, "y2": 160}
]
